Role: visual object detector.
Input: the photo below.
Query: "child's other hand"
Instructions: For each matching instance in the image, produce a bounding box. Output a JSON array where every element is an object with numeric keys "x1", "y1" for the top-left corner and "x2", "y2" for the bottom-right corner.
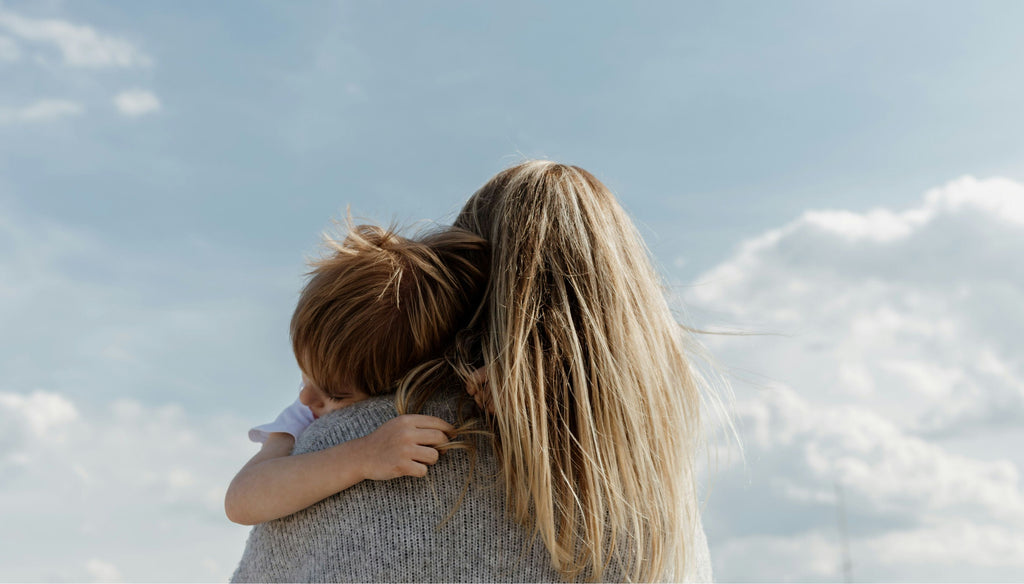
[
  {"x1": 357, "y1": 415, "x2": 455, "y2": 481},
  {"x1": 465, "y1": 367, "x2": 495, "y2": 414}
]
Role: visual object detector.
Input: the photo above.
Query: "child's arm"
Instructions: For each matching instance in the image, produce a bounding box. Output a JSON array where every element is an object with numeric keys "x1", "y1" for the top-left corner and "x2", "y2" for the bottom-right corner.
[{"x1": 224, "y1": 414, "x2": 454, "y2": 526}]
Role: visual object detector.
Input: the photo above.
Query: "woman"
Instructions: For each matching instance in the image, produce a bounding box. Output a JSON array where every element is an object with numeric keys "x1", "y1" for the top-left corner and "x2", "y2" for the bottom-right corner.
[{"x1": 232, "y1": 161, "x2": 712, "y2": 582}]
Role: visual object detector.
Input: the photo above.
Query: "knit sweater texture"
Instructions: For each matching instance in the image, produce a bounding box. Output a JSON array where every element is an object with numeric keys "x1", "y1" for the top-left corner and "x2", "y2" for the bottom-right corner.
[{"x1": 231, "y1": 388, "x2": 712, "y2": 582}]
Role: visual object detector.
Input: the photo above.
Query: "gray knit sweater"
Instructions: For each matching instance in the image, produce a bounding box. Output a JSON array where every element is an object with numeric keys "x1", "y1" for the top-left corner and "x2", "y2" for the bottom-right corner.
[{"x1": 231, "y1": 388, "x2": 712, "y2": 582}]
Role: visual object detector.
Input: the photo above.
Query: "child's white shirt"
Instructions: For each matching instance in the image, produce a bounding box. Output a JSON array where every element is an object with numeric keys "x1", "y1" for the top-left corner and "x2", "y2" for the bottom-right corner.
[{"x1": 248, "y1": 394, "x2": 315, "y2": 443}]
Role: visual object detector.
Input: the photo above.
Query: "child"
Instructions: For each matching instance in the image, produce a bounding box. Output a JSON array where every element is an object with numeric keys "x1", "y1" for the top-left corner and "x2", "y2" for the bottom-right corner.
[{"x1": 225, "y1": 223, "x2": 488, "y2": 526}]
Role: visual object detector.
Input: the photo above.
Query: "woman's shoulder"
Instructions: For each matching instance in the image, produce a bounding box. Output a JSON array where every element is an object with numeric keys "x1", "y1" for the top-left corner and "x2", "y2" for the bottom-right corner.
[{"x1": 292, "y1": 394, "x2": 392, "y2": 454}]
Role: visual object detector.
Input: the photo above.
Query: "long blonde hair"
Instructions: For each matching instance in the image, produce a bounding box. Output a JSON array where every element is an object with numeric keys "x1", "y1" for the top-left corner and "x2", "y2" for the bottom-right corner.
[{"x1": 450, "y1": 161, "x2": 704, "y2": 581}]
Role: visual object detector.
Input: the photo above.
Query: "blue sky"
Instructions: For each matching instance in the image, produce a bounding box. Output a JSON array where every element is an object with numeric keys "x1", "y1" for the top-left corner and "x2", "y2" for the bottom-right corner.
[{"x1": 2, "y1": 1, "x2": 1023, "y2": 581}]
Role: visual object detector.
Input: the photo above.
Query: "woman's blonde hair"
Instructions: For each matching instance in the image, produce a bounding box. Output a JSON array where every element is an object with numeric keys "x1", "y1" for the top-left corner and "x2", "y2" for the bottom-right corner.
[
  {"x1": 449, "y1": 161, "x2": 704, "y2": 581},
  {"x1": 291, "y1": 223, "x2": 488, "y2": 398}
]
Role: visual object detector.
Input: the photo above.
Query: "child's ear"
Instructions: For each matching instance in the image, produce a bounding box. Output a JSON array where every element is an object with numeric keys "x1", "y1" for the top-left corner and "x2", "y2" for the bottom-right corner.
[
  {"x1": 468, "y1": 366, "x2": 487, "y2": 387},
  {"x1": 465, "y1": 367, "x2": 493, "y2": 414}
]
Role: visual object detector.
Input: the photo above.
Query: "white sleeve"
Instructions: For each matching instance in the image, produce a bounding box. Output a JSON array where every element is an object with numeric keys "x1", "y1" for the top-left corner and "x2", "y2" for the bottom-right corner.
[{"x1": 248, "y1": 396, "x2": 315, "y2": 443}]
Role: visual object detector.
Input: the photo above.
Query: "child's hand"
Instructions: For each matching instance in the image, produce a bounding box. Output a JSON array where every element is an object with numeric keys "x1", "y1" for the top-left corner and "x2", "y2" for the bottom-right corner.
[
  {"x1": 356, "y1": 415, "x2": 455, "y2": 480},
  {"x1": 465, "y1": 367, "x2": 495, "y2": 414}
]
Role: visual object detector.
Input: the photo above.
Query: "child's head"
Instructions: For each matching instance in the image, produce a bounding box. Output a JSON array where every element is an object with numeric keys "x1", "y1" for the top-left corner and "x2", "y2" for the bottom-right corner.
[{"x1": 290, "y1": 223, "x2": 488, "y2": 407}]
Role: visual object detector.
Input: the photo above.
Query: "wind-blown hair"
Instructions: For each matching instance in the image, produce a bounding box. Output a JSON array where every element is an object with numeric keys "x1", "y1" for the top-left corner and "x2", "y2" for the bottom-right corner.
[
  {"x1": 450, "y1": 161, "x2": 704, "y2": 581},
  {"x1": 291, "y1": 223, "x2": 488, "y2": 398}
]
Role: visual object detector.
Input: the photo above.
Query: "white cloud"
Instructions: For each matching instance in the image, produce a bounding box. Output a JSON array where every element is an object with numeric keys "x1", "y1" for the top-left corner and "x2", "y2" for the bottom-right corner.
[
  {"x1": 0, "y1": 9, "x2": 150, "y2": 68},
  {"x1": 0, "y1": 98, "x2": 83, "y2": 124},
  {"x1": 113, "y1": 89, "x2": 161, "y2": 117},
  {"x1": 733, "y1": 385, "x2": 1024, "y2": 521},
  {"x1": 0, "y1": 33, "x2": 19, "y2": 61},
  {"x1": 924, "y1": 176, "x2": 1024, "y2": 226},
  {"x1": 0, "y1": 390, "x2": 254, "y2": 581},
  {"x1": 85, "y1": 559, "x2": 122, "y2": 582},
  {"x1": 711, "y1": 523, "x2": 1024, "y2": 582},
  {"x1": 0, "y1": 391, "x2": 78, "y2": 460},
  {"x1": 0, "y1": 9, "x2": 156, "y2": 125},
  {"x1": 861, "y1": 521, "x2": 1024, "y2": 575},
  {"x1": 712, "y1": 531, "x2": 840, "y2": 581},
  {"x1": 689, "y1": 175, "x2": 1024, "y2": 580},
  {"x1": 690, "y1": 175, "x2": 1024, "y2": 435}
]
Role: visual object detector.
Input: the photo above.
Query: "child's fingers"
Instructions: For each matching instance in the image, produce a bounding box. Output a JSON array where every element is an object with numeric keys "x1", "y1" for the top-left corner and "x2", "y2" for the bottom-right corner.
[
  {"x1": 411, "y1": 445, "x2": 440, "y2": 465},
  {"x1": 413, "y1": 428, "x2": 451, "y2": 446},
  {"x1": 402, "y1": 414, "x2": 456, "y2": 434},
  {"x1": 406, "y1": 461, "x2": 428, "y2": 478}
]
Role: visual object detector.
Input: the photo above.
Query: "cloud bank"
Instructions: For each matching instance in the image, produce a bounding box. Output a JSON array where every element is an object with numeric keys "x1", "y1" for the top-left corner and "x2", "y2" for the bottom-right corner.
[
  {"x1": 688, "y1": 176, "x2": 1024, "y2": 581},
  {"x1": 0, "y1": 389, "x2": 252, "y2": 581}
]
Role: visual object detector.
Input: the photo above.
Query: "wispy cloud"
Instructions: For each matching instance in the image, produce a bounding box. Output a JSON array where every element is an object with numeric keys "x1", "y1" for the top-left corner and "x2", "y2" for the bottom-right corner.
[
  {"x1": 113, "y1": 89, "x2": 161, "y2": 117},
  {"x1": 0, "y1": 98, "x2": 83, "y2": 124},
  {"x1": 0, "y1": 8, "x2": 150, "y2": 68}
]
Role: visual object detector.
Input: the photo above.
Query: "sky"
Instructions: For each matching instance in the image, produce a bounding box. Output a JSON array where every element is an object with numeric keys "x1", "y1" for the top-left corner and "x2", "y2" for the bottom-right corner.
[{"x1": 1, "y1": 1, "x2": 1022, "y2": 581}]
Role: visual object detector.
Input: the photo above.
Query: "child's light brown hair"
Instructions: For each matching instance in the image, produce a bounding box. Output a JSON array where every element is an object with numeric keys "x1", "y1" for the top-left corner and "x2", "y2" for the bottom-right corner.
[{"x1": 291, "y1": 223, "x2": 488, "y2": 399}]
